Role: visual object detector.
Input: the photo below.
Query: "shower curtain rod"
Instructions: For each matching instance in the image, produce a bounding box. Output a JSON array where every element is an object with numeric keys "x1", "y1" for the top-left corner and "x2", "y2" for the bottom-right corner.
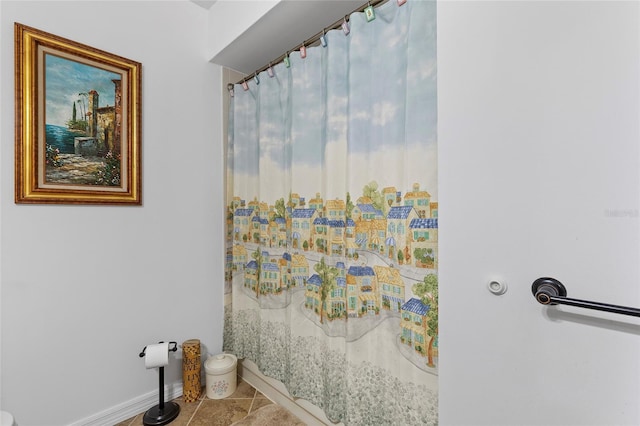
[{"x1": 233, "y1": 0, "x2": 390, "y2": 86}]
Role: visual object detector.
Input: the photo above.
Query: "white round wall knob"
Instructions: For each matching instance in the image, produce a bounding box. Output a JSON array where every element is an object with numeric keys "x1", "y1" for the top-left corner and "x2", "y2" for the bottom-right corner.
[{"x1": 488, "y1": 280, "x2": 507, "y2": 295}]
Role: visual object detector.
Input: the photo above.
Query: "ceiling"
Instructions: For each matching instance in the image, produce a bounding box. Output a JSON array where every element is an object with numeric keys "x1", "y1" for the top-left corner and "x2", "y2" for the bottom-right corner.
[
  {"x1": 191, "y1": 0, "x2": 217, "y2": 10},
  {"x1": 204, "y1": 0, "x2": 364, "y2": 75}
]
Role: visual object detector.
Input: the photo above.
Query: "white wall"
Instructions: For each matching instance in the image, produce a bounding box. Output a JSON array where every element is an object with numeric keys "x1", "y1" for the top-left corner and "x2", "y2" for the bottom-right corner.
[
  {"x1": 438, "y1": 1, "x2": 640, "y2": 425},
  {"x1": 0, "y1": 2, "x2": 224, "y2": 425},
  {"x1": 3, "y1": 1, "x2": 637, "y2": 425}
]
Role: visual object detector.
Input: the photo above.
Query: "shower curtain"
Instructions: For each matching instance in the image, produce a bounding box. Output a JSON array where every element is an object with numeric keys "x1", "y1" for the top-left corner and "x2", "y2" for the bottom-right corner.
[{"x1": 224, "y1": 1, "x2": 437, "y2": 424}]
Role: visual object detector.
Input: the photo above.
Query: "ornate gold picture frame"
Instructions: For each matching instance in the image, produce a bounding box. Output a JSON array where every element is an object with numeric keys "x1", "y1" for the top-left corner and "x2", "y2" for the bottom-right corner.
[{"x1": 15, "y1": 23, "x2": 142, "y2": 205}]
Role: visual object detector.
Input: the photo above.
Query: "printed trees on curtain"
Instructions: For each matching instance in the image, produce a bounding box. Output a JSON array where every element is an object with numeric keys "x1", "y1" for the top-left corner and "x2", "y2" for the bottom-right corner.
[
  {"x1": 314, "y1": 257, "x2": 339, "y2": 324},
  {"x1": 251, "y1": 247, "x2": 263, "y2": 298},
  {"x1": 412, "y1": 274, "x2": 439, "y2": 367}
]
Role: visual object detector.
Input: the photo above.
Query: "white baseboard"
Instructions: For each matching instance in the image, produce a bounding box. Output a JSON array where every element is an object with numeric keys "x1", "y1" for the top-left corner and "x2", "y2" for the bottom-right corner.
[
  {"x1": 69, "y1": 362, "x2": 341, "y2": 426},
  {"x1": 238, "y1": 359, "x2": 344, "y2": 426},
  {"x1": 68, "y1": 381, "x2": 183, "y2": 426}
]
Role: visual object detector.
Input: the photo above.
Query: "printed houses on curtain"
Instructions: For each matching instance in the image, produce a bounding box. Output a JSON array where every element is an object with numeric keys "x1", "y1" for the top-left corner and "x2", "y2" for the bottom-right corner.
[
  {"x1": 230, "y1": 182, "x2": 438, "y2": 364},
  {"x1": 232, "y1": 184, "x2": 437, "y2": 269}
]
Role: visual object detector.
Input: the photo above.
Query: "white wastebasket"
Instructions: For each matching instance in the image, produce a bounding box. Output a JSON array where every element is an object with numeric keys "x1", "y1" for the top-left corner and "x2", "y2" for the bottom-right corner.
[
  {"x1": 204, "y1": 353, "x2": 237, "y2": 399},
  {"x1": 0, "y1": 411, "x2": 16, "y2": 426}
]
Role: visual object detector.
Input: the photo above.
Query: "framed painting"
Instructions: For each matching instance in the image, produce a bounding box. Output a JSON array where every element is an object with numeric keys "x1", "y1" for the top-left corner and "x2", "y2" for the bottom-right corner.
[{"x1": 14, "y1": 23, "x2": 142, "y2": 205}]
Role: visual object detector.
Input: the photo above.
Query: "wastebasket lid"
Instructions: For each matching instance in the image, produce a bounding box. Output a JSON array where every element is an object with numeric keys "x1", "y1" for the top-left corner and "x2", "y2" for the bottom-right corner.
[{"x1": 205, "y1": 353, "x2": 237, "y2": 374}]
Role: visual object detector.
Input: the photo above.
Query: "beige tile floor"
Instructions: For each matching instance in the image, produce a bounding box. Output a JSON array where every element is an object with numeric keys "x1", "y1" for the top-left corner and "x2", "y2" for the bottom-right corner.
[{"x1": 117, "y1": 377, "x2": 274, "y2": 426}]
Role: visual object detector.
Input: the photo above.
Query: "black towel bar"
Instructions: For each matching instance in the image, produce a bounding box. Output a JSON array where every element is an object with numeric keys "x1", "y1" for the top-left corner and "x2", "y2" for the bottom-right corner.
[{"x1": 532, "y1": 277, "x2": 640, "y2": 318}]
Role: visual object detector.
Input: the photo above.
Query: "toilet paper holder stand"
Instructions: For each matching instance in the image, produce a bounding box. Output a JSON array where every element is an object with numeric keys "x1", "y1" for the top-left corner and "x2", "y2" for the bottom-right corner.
[
  {"x1": 139, "y1": 341, "x2": 180, "y2": 426},
  {"x1": 139, "y1": 342, "x2": 178, "y2": 358}
]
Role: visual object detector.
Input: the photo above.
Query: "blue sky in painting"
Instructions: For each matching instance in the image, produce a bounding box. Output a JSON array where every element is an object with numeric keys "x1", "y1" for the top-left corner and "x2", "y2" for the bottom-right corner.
[
  {"x1": 45, "y1": 54, "x2": 121, "y2": 126},
  {"x1": 231, "y1": 0, "x2": 437, "y2": 203}
]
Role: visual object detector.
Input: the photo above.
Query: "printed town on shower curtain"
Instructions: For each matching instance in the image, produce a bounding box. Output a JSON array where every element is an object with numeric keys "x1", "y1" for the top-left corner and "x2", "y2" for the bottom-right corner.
[
  {"x1": 224, "y1": 1, "x2": 437, "y2": 424},
  {"x1": 227, "y1": 181, "x2": 438, "y2": 364}
]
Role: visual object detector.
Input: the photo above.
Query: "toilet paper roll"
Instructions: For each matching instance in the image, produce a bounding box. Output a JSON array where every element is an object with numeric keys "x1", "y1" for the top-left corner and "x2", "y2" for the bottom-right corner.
[{"x1": 144, "y1": 342, "x2": 169, "y2": 369}]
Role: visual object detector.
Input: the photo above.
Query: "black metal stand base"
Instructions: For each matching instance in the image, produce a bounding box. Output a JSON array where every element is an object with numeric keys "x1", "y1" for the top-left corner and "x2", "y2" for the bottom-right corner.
[{"x1": 142, "y1": 401, "x2": 180, "y2": 426}]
